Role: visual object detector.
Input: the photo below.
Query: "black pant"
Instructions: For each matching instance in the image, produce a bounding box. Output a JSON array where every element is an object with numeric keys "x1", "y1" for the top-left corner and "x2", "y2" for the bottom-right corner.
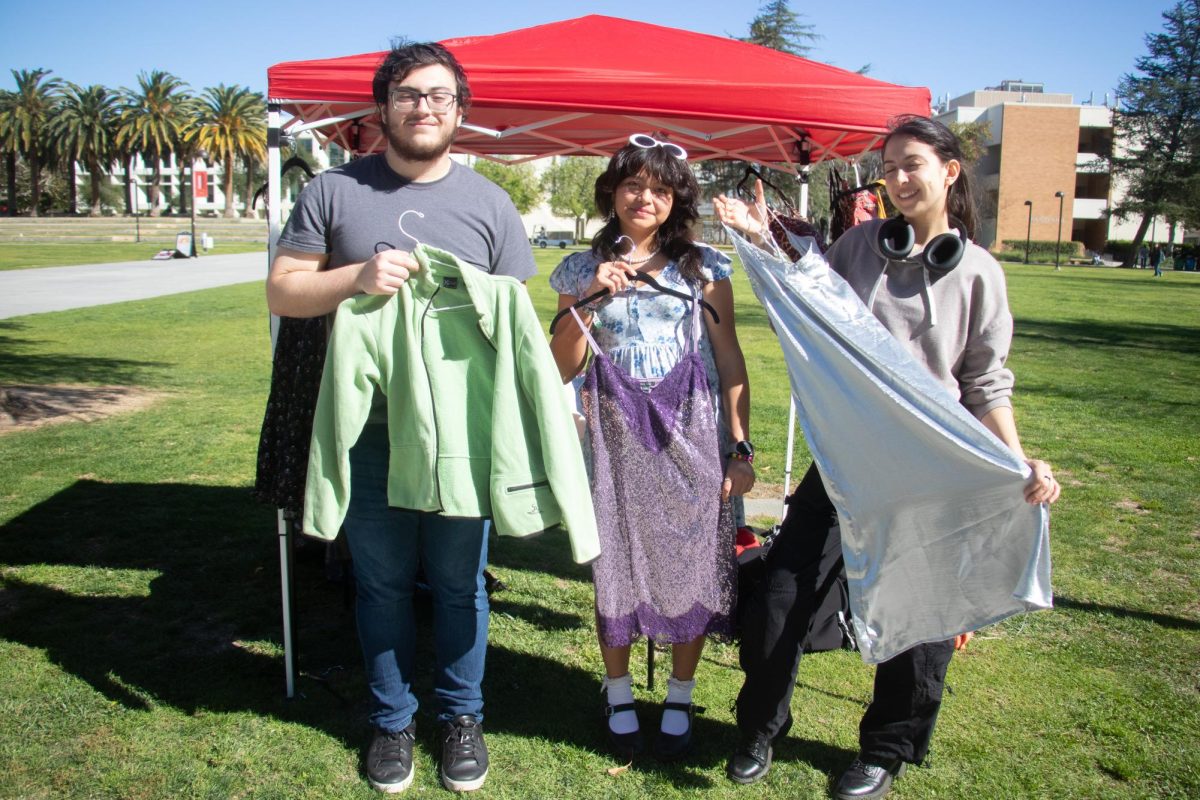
[{"x1": 736, "y1": 464, "x2": 954, "y2": 764}]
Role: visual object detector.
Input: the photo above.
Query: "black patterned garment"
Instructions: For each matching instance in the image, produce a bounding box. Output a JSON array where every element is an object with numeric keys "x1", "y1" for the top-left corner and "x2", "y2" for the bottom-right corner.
[{"x1": 253, "y1": 316, "x2": 328, "y2": 518}]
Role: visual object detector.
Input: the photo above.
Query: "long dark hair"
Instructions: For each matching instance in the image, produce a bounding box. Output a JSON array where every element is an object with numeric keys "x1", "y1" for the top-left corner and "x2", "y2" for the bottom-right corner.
[
  {"x1": 591, "y1": 141, "x2": 705, "y2": 282},
  {"x1": 883, "y1": 115, "x2": 976, "y2": 239}
]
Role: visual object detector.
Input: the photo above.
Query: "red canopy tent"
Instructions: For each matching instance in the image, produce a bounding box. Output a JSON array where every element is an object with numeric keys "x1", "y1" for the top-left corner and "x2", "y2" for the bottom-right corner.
[
  {"x1": 264, "y1": 15, "x2": 930, "y2": 698},
  {"x1": 267, "y1": 14, "x2": 929, "y2": 169}
]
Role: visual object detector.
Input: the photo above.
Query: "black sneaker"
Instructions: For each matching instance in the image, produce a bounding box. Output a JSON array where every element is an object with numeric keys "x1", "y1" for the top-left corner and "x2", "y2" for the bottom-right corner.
[
  {"x1": 439, "y1": 715, "x2": 489, "y2": 792},
  {"x1": 366, "y1": 723, "x2": 416, "y2": 794}
]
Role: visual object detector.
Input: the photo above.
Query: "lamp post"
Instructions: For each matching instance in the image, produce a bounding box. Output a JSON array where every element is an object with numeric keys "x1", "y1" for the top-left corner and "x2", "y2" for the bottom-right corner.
[
  {"x1": 189, "y1": 151, "x2": 208, "y2": 258},
  {"x1": 189, "y1": 158, "x2": 198, "y2": 258},
  {"x1": 1054, "y1": 191, "x2": 1065, "y2": 271},
  {"x1": 1024, "y1": 200, "x2": 1033, "y2": 264}
]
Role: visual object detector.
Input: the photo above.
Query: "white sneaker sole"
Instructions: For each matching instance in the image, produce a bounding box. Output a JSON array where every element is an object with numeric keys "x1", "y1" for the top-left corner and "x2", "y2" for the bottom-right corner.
[
  {"x1": 441, "y1": 768, "x2": 488, "y2": 792},
  {"x1": 368, "y1": 769, "x2": 415, "y2": 794}
]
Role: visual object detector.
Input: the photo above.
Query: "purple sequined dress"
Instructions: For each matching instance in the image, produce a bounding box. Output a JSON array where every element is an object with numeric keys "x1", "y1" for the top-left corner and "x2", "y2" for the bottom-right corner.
[{"x1": 571, "y1": 307, "x2": 736, "y2": 647}]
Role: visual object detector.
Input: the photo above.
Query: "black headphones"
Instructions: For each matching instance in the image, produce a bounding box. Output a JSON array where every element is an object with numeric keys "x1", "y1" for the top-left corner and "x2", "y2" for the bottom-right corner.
[{"x1": 877, "y1": 216, "x2": 969, "y2": 272}]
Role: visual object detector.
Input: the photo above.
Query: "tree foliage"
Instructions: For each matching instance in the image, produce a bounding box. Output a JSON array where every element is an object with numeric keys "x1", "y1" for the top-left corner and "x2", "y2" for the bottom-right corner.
[
  {"x1": 1111, "y1": 0, "x2": 1200, "y2": 260},
  {"x1": 474, "y1": 158, "x2": 543, "y2": 214},
  {"x1": 117, "y1": 70, "x2": 193, "y2": 216},
  {"x1": 49, "y1": 83, "x2": 119, "y2": 215},
  {"x1": 743, "y1": 0, "x2": 821, "y2": 57},
  {"x1": 0, "y1": 69, "x2": 63, "y2": 216},
  {"x1": 948, "y1": 120, "x2": 991, "y2": 165},
  {"x1": 189, "y1": 84, "x2": 266, "y2": 218},
  {"x1": 541, "y1": 157, "x2": 605, "y2": 238}
]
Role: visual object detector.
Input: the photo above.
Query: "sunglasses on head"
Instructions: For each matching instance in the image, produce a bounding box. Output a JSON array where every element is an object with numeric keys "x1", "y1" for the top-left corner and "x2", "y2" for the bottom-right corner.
[{"x1": 628, "y1": 133, "x2": 688, "y2": 160}]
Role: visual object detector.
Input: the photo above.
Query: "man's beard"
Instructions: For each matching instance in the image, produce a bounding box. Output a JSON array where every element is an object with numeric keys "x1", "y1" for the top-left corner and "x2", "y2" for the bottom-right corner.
[{"x1": 384, "y1": 113, "x2": 457, "y2": 162}]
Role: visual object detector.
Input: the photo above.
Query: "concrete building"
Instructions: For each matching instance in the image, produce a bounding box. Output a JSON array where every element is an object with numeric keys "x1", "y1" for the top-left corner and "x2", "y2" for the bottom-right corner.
[{"x1": 936, "y1": 80, "x2": 1178, "y2": 255}]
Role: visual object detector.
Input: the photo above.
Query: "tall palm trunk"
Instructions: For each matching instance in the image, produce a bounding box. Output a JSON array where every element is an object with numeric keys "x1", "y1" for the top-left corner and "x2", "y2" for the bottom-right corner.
[
  {"x1": 222, "y1": 145, "x2": 237, "y2": 218},
  {"x1": 5, "y1": 153, "x2": 15, "y2": 215},
  {"x1": 67, "y1": 160, "x2": 78, "y2": 215},
  {"x1": 29, "y1": 155, "x2": 41, "y2": 217},
  {"x1": 243, "y1": 156, "x2": 256, "y2": 219},
  {"x1": 87, "y1": 157, "x2": 102, "y2": 215},
  {"x1": 123, "y1": 155, "x2": 133, "y2": 215},
  {"x1": 178, "y1": 157, "x2": 189, "y2": 218},
  {"x1": 148, "y1": 157, "x2": 161, "y2": 216}
]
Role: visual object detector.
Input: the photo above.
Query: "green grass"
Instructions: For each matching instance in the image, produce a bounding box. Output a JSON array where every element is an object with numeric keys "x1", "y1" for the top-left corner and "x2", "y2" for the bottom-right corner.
[
  {"x1": 0, "y1": 251, "x2": 1197, "y2": 798},
  {"x1": 0, "y1": 241, "x2": 267, "y2": 270}
]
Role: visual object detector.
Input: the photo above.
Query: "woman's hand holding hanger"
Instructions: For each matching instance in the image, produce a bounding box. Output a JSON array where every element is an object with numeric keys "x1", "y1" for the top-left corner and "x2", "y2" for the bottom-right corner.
[
  {"x1": 714, "y1": 179, "x2": 769, "y2": 242},
  {"x1": 584, "y1": 260, "x2": 638, "y2": 299}
]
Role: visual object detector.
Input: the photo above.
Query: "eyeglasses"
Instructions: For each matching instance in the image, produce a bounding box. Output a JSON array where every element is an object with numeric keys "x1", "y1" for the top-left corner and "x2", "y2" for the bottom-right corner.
[
  {"x1": 389, "y1": 88, "x2": 458, "y2": 113},
  {"x1": 628, "y1": 133, "x2": 687, "y2": 160}
]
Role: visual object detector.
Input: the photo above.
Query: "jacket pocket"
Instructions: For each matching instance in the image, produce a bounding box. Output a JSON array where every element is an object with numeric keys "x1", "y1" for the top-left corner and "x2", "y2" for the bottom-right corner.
[{"x1": 490, "y1": 476, "x2": 562, "y2": 538}]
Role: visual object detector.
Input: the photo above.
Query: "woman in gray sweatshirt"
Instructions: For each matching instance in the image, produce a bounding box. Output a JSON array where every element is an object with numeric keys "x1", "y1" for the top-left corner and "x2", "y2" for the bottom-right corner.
[{"x1": 715, "y1": 116, "x2": 1060, "y2": 799}]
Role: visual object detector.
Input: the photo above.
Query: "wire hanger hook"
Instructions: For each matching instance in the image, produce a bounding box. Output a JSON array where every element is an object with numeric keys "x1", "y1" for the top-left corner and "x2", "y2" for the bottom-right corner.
[{"x1": 398, "y1": 209, "x2": 424, "y2": 249}]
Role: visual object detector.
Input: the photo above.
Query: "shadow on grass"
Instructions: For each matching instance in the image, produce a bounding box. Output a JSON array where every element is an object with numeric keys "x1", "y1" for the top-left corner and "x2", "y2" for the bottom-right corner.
[
  {"x1": 1013, "y1": 317, "x2": 1200, "y2": 356},
  {"x1": 1054, "y1": 595, "x2": 1200, "y2": 632},
  {"x1": 0, "y1": 479, "x2": 859, "y2": 786},
  {"x1": 483, "y1": 642, "x2": 856, "y2": 784},
  {"x1": 0, "y1": 480, "x2": 365, "y2": 747},
  {"x1": 0, "y1": 320, "x2": 169, "y2": 384}
]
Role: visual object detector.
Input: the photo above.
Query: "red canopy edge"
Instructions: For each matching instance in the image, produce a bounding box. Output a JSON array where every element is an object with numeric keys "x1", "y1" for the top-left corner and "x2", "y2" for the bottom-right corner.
[{"x1": 267, "y1": 15, "x2": 930, "y2": 167}]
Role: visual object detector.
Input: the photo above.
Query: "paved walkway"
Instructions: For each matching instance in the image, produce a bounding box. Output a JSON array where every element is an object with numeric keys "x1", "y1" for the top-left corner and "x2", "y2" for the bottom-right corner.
[{"x1": 0, "y1": 252, "x2": 265, "y2": 319}]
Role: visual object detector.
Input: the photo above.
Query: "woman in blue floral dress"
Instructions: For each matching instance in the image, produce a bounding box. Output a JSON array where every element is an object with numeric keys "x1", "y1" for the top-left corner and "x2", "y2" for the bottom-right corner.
[{"x1": 549, "y1": 135, "x2": 755, "y2": 759}]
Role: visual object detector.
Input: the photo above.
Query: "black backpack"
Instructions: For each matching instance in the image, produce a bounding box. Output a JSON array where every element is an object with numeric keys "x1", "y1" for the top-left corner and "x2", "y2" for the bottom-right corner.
[{"x1": 736, "y1": 524, "x2": 858, "y2": 654}]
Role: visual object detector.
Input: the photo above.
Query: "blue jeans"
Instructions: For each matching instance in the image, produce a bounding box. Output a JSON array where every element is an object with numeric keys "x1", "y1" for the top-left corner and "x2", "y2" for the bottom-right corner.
[{"x1": 344, "y1": 424, "x2": 490, "y2": 733}]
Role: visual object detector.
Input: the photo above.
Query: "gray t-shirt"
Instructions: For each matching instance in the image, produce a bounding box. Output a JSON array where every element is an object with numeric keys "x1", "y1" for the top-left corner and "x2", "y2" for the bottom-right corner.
[{"x1": 278, "y1": 155, "x2": 536, "y2": 280}]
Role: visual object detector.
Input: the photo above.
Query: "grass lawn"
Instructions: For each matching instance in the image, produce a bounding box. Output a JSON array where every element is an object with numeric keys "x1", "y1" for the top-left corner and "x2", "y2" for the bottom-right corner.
[
  {"x1": 0, "y1": 251, "x2": 1197, "y2": 799},
  {"x1": 0, "y1": 242, "x2": 267, "y2": 271}
]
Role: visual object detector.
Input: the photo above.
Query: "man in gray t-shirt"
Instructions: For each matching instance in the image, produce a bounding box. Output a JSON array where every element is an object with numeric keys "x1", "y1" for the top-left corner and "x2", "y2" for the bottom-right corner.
[
  {"x1": 278, "y1": 155, "x2": 535, "y2": 281},
  {"x1": 267, "y1": 41, "x2": 532, "y2": 795}
]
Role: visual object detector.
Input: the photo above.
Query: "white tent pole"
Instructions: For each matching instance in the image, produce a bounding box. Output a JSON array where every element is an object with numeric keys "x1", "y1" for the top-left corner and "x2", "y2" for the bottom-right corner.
[
  {"x1": 278, "y1": 509, "x2": 296, "y2": 699},
  {"x1": 783, "y1": 397, "x2": 797, "y2": 518},
  {"x1": 798, "y1": 166, "x2": 810, "y2": 218},
  {"x1": 779, "y1": 165, "x2": 811, "y2": 517},
  {"x1": 268, "y1": 104, "x2": 283, "y2": 348},
  {"x1": 267, "y1": 102, "x2": 296, "y2": 700}
]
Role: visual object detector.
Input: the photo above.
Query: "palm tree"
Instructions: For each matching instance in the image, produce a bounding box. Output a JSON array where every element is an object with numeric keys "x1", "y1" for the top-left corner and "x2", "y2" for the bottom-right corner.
[
  {"x1": 117, "y1": 70, "x2": 191, "y2": 217},
  {"x1": 2, "y1": 69, "x2": 63, "y2": 216},
  {"x1": 189, "y1": 84, "x2": 266, "y2": 218},
  {"x1": 0, "y1": 88, "x2": 17, "y2": 215},
  {"x1": 49, "y1": 83, "x2": 119, "y2": 216}
]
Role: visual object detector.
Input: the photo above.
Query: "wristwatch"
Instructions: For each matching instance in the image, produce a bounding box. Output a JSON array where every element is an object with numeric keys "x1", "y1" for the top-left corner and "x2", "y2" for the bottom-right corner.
[{"x1": 728, "y1": 440, "x2": 755, "y2": 464}]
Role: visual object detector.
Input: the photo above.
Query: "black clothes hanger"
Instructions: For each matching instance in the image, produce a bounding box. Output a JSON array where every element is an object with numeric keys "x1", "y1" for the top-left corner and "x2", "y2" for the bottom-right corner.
[
  {"x1": 548, "y1": 272, "x2": 719, "y2": 334},
  {"x1": 834, "y1": 178, "x2": 886, "y2": 200},
  {"x1": 735, "y1": 165, "x2": 797, "y2": 213}
]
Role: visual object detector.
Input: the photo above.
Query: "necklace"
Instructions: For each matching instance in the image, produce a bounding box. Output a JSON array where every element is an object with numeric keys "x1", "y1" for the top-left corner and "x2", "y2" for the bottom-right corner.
[{"x1": 626, "y1": 248, "x2": 659, "y2": 265}]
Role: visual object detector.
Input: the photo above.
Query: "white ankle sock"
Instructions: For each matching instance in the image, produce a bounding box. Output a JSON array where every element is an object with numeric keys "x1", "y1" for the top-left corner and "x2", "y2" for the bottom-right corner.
[
  {"x1": 602, "y1": 673, "x2": 639, "y2": 735},
  {"x1": 661, "y1": 676, "x2": 696, "y2": 736}
]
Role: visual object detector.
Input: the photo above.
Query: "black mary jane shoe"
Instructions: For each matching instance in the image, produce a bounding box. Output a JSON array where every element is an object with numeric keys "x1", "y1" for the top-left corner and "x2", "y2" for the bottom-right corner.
[
  {"x1": 654, "y1": 702, "x2": 705, "y2": 761},
  {"x1": 604, "y1": 701, "x2": 644, "y2": 756}
]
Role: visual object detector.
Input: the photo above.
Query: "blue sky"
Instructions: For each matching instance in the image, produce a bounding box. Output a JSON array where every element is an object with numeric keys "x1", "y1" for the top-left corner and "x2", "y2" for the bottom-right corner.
[{"x1": 0, "y1": 0, "x2": 1172, "y2": 106}]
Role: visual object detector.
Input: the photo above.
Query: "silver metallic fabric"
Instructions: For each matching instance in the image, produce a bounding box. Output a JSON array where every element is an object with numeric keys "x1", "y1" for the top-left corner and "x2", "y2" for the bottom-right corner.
[{"x1": 728, "y1": 228, "x2": 1052, "y2": 664}]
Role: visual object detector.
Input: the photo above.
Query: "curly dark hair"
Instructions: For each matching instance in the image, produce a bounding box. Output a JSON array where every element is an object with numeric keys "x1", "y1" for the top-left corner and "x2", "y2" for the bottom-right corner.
[
  {"x1": 591, "y1": 141, "x2": 706, "y2": 283},
  {"x1": 371, "y1": 40, "x2": 471, "y2": 115}
]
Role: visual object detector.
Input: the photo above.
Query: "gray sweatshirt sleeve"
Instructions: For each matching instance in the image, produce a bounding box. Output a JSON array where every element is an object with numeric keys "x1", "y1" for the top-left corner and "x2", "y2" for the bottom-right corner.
[{"x1": 957, "y1": 260, "x2": 1015, "y2": 418}]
